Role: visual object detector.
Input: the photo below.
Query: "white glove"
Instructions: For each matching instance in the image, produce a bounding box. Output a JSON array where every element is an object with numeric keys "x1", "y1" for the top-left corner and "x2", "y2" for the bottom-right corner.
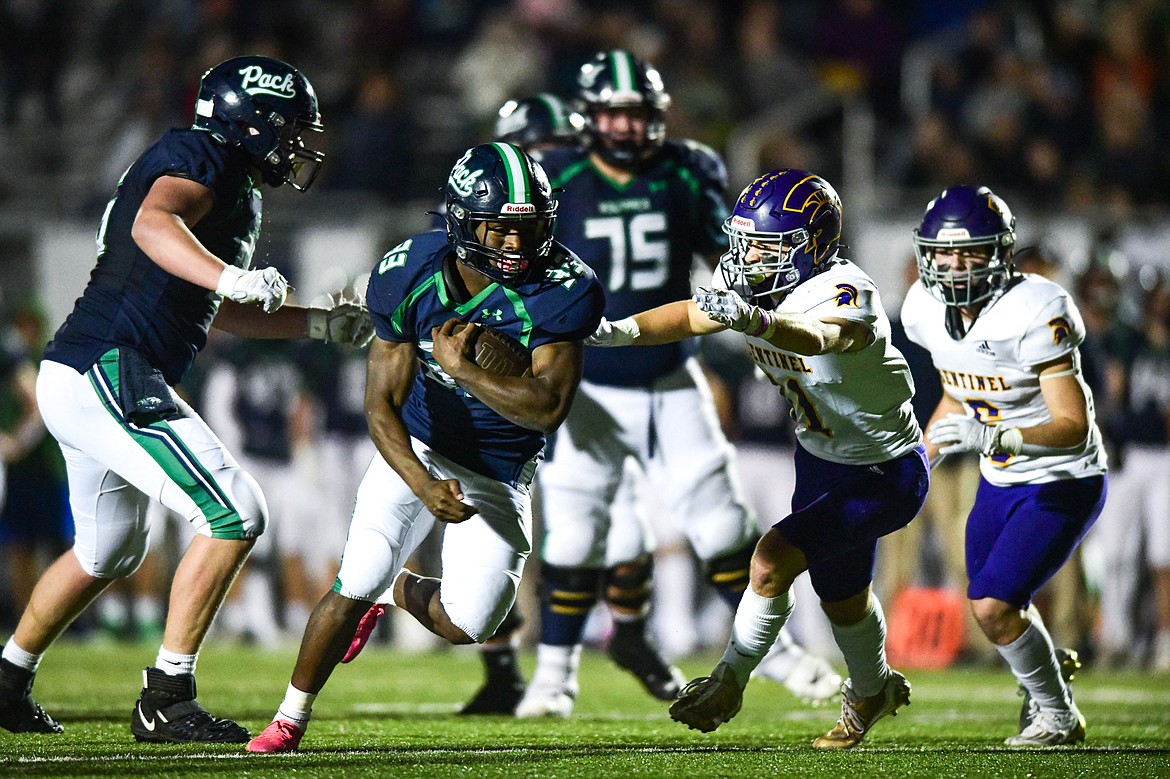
[
  {"x1": 216, "y1": 265, "x2": 288, "y2": 313},
  {"x1": 694, "y1": 286, "x2": 769, "y2": 335},
  {"x1": 927, "y1": 413, "x2": 1023, "y2": 457},
  {"x1": 587, "y1": 316, "x2": 639, "y2": 347},
  {"x1": 308, "y1": 301, "x2": 375, "y2": 348}
]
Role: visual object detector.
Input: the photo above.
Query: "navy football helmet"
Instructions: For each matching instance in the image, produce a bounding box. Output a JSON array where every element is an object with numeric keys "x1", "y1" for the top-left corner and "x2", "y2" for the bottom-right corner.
[
  {"x1": 444, "y1": 142, "x2": 558, "y2": 285},
  {"x1": 913, "y1": 185, "x2": 1016, "y2": 310},
  {"x1": 495, "y1": 93, "x2": 582, "y2": 151},
  {"x1": 576, "y1": 49, "x2": 670, "y2": 167},
  {"x1": 193, "y1": 56, "x2": 324, "y2": 190},
  {"x1": 720, "y1": 169, "x2": 843, "y2": 301}
]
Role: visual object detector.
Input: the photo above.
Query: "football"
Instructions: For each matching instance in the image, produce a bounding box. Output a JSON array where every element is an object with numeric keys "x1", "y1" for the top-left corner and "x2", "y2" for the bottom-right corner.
[{"x1": 452, "y1": 323, "x2": 533, "y2": 377}]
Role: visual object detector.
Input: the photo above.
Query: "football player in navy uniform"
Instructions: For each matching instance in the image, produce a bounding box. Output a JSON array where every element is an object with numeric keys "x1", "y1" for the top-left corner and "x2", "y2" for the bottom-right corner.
[
  {"x1": 246, "y1": 142, "x2": 604, "y2": 753},
  {"x1": 0, "y1": 56, "x2": 372, "y2": 743},
  {"x1": 513, "y1": 50, "x2": 839, "y2": 720},
  {"x1": 591, "y1": 168, "x2": 928, "y2": 748},
  {"x1": 904, "y1": 186, "x2": 1107, "y2": 746}
]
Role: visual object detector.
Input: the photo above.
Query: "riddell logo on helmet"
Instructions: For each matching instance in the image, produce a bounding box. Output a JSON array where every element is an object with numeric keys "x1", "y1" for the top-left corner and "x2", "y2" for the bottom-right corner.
[
  {"x1": 937, "y1": 228, "x2": 972, "y2": 239},
  {"x1": 238, "y1": 65, "x2": 296, "y2": 99},
  {"x1": 730, "y1": 215, "x2": 755, "y2": 230},
  {"x1": 502, "y1": 203, "x2": 536, "y2": 214}
]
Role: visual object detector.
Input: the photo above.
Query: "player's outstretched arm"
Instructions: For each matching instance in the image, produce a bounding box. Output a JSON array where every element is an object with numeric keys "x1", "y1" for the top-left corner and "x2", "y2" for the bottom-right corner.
[
  {"x1": 365, "y1": 336, "x2": 476, "y2": 522},
  {"x1": 590, "y1": 300, "x2": 726, "y2": 348},
  {"x1": 431, "y1": 319, "x2": 582, "y2": 434}
]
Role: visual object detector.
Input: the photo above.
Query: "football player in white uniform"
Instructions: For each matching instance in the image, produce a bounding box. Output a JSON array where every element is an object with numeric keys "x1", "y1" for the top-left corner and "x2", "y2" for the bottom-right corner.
[
  {"x1": 591, "y1": 169, "x2": 929, "y2": 749},
  {"x1": 902, "y1": 185, "x2": 1107, "y2": 747}
]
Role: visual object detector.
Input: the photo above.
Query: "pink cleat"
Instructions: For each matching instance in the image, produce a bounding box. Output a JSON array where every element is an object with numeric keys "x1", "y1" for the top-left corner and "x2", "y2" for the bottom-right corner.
[
  {"x1": 246, "y1": 719, "x2": 304, "y2": 753},
  {"x1": 341, "y1": 603, "x2": 386, "y2": 663}
]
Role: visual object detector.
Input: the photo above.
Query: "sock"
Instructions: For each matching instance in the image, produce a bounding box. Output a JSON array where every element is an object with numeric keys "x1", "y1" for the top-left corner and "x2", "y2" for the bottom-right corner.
[
  {"x1": 997, "y1": 615, "x2": 1069, "y2": 713},
  {"x1": 275, "y1": 683, "x2": 316, "y2": 730},
  {"x1": 755, "y1": 626, "x2": 802, "y2": 680},
  {"x1": 156, "y1": 646, "x2": 198, "y2": 676},
  {"x1": 831, "y1": 596, "x2": 889, "y2": 698},
  {"x1": 2, "y1": 640, "x2": 43, "y2": 674},
  {"x1": 719, "y1": 587, "x2": 793, "y2": 687},
  {"x1": 529, "y1": 643, "x2": 581, "y2": 691},
  {"x1": 480, "y1": 644, "x2": 523, "y2": 685}
]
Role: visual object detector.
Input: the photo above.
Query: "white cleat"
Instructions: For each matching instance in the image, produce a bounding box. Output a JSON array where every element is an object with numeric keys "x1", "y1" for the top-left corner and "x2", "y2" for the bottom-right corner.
[
  {"x1": 514, "y1": 683, "x2": 576, "y2": 719},
  {"x1": 1005, "y1": 704, "x2": 1086, "y2": 747},
  {"x1": 755, "y1": 644, "x2": 842, "y2": 706}
]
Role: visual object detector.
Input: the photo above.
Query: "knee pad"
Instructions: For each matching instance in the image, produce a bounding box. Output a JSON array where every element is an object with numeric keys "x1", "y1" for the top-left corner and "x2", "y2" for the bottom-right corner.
[
  {"x1": 604, "y1": 556, "x2": 653, "y2": 613},
  {"x1": 704, "y1": 535, "x2": 758, "y2": 599},
  {"x1": 204, "y1": 468, "x2": 269, "y2": 540},
  {"x1": 540, "y1": 563, "x2": 602, "y2": 617},
  {"x1": 78, "y1": 534, "x2": 149, "y2": 579}
]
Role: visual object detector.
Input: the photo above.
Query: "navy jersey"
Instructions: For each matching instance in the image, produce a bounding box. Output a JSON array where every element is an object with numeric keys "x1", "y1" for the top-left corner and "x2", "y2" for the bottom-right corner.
[
  {"x1": 44, "y1": 129, "x2": 262, "y2": 385},
  {"x1": 538, "y1": 139, "x2": 729, "y2": 386},
  {"x1": 366, "y1": 230, "x2": 605, "y2": 484}
]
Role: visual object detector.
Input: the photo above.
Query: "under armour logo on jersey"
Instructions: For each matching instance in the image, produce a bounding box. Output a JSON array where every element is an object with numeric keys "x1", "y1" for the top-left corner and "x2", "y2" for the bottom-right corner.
[
  {"x1": 238, "y1": 65, "x2": 296, "y2": 99},
  {"x1": 976, "y1": 340, "x2": 996, "y2": 357},
  {"x1": 834, "y1": 283, "x2": 859, "y2": 307},
  {"x1": 1048, "y1": 316, "x2": 1071, "y2": 344},
  {"x1": 480, "y1": 308, "x2": 502, "y2": 321}
]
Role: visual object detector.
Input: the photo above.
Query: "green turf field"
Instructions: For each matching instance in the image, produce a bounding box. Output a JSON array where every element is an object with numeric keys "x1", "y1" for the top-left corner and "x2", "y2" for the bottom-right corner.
[{"x1": 1, "y1": 640, "x2": 1168, "y2": 777}]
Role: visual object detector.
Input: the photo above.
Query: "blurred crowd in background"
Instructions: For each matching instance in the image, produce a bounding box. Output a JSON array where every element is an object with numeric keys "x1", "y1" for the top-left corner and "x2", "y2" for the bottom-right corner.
[{"x1": 0, "y1": 0, "x2": 1168, "y2": 673}]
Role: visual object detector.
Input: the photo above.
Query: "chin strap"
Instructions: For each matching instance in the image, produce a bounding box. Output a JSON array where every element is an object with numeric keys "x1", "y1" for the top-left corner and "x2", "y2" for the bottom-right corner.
[{"x1": 945, "y1": 306, "x2": 968, "y2": 340}]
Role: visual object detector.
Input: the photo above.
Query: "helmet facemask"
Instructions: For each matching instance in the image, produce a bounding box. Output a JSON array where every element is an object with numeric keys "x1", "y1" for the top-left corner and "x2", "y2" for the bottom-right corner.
[
  {"x1": 720, "y1": 219, "x2": 810, "y2": 302},
  {"x1": 913, "y1": 230, "x2": 1014, "y2": 310},
  {"x1": 447, "y1": 207, "x2": 557, "y2": 284}
]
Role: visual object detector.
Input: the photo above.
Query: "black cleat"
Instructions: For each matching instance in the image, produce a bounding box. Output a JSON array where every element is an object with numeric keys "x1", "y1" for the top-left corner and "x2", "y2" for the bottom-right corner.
[
  {"x1": 0, "y1": 658, "x2": 63, "y2": 734},
  {"x1": 130, "y1": 667, "x2": 250, "y2": 743},
  {"x1": 459, "y1": 680, "x2": 527, "y2": 716},
  {"x1": 1018, "y1": 647, "x2": 1082, "y2": 732},
  {"x1": 607, "y1": 630, "x2": 686, "y2": 701}
]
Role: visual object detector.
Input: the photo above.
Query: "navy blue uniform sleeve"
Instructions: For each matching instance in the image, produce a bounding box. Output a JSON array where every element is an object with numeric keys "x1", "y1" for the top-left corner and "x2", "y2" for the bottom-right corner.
[
  {"x1": 677, "y1": 140, "x2": 730, "y2": 257},
  {"x1": 529, "y1": 247, "x2": 606, "y2": 347},
  {"x1": 365, "y1": 236, "x2": 422, "y2": 343}
]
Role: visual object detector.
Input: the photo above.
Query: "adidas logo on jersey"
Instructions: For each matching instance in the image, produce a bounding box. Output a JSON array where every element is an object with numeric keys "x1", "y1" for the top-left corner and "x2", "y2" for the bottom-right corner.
[{"x1": 976, "y1": 340, "x2": 996, "y2": 357}]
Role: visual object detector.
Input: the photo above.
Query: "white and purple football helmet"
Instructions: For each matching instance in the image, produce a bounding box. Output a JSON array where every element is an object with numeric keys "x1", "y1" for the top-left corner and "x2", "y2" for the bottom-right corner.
[{"x1": 720, "y1": 169, "x2": 843, "y2": 302}]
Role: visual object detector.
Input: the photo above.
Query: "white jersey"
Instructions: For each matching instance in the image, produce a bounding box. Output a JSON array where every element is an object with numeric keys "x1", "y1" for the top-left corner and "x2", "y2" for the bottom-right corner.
[
  {"x1": 714, "y1": 260, "x2": 921, "y2": 465},
  {"x1": 902, "y1": 274, "x2": 1107, "y2": 486}
]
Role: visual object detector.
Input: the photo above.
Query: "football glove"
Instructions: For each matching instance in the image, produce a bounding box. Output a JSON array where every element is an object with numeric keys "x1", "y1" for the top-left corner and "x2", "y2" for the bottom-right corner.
[
  {"x1": 308, "y1": 299, "x2": 375, "y2": 348},
  {"x1": 927, "y1": 414, "x2": 1023, "y2": 457},
  {"x1": 587, "y1": 316, "x2": 640, "y2": 347},
  {"x1": 694, "y1": 286, "x2": 770, "y2": 336},
  {"x1": 216, "y1": 265, "x2": 288, "y2": 313}
]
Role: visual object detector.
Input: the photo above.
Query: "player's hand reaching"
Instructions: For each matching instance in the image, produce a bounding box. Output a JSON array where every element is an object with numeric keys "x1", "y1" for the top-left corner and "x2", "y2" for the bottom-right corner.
[
  {"x1": 694, "y1": 287, "x2": 766, "y2": 334},
  {"x1": 419, "y1": 477, "x2": 477, "y2": 523},
  {"x1": 308, "y1": 292, "x2": 375, "y2": 347},
  {"x1": 586, "y1": 316, "x2": 640, "y2": 347},
  {"x1": 216, "y1": 265, "x2": 289, "y2": 313},
  {"x1": 928, "y1": 414, "x2": 1022, "y2": 457}
]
